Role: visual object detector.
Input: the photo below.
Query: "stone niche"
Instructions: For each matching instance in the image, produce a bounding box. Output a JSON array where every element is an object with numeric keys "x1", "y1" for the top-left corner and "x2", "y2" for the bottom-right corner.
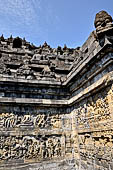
[{"x1": 0, "y1": 10, "x2": 113, "y2": 170}]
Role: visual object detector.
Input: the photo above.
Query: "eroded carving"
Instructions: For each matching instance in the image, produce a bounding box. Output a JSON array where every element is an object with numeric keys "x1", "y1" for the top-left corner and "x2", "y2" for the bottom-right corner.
[
  {"x1": 75, "y1": 87, "x2": 111, "y2": 131},
  {"x1": 79, "y1": 132, "x2": 113, "y2": 163},
  {"x1": 0, "y1": 135, "x2": 62, "y2": 161},
  {"x1": 0, "y1": 113, "x2": 62, "y2": 129},
  {"x1": 94, "y1": 11, "x2": 113, "y2": 36}
]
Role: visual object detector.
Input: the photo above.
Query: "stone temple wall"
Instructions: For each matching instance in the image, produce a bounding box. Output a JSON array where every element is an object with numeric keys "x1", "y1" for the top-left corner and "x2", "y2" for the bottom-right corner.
[{"x1": 0, "y1": 11, "x2": 113, "y2": 170}]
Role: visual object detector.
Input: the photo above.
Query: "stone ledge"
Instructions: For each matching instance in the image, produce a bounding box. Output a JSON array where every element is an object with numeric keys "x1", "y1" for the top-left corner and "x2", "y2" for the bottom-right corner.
[
  {"x1": 0, "y1": 71, "x2": 113, "y2": 106},
  {"x1": 64, "y1": 34, "x2": 112, "y2": 85}
]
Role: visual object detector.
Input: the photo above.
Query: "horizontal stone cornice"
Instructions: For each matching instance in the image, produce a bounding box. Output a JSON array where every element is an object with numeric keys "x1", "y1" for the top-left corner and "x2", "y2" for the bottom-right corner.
[{"x1": 0, "y1": 71, "x2": 113, "y2": 106}]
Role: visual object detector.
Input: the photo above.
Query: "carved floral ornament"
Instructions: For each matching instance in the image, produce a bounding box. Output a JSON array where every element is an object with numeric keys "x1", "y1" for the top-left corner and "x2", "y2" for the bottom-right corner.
[{"x1": 0, "y1": 113, "x2": 61, "y2": 129}]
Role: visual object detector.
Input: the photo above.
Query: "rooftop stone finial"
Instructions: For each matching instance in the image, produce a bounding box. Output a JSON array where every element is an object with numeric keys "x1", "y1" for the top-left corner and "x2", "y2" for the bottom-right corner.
[
  {"x1": 43, "y1": 41, "x2": 48, "y2": 47},
  {"x1": 94, "y1": 10, "x2": 113, "y2": 36},
  {"x1": 0, "y1": 34, "x2": 4, "y2": 41},
  {"x1": 63, "y1": 44, "x2": 67, "y2": 50},
  {"x1": 10, "y1": 35, "x2": 13, "y2": 39}
]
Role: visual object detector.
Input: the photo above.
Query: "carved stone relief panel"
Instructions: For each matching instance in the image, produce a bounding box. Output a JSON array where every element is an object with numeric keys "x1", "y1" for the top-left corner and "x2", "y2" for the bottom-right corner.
[
  {"x1": 0, "y1": 135, "x2": 63, "y2": 162},
  {"x1": 75, "y1": 86, "x2": 111, "y2": 132},
  {"x1": 0, "y1": 111, "x2": 74, "y2": 134},
  {"x1": 73, "y1": 85, "x2": 113, "y2": 167},
  {"x1": 0, "y1": 113, "x2": 62, "y2": 129},
  {"x1": 78, "y1": 131, "x2": 113, "y2": 165}
]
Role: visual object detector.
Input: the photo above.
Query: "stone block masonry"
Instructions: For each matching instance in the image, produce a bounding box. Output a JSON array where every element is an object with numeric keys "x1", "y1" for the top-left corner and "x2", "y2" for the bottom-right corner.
[{"x1": 0, "y1": 10, "x2": 113, "y2": 170}]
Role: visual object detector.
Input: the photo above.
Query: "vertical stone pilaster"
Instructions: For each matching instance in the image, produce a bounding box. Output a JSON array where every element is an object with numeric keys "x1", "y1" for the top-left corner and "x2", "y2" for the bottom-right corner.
[
  {"x1": 61, "y1": 135, "x2": 66, "y2": 157},
  {"x1": 71, "y1": 110, "x2": 80, "y2": 160},
  {"x1": 107, "y1": 85, "x2": 113, "y2": 128}
]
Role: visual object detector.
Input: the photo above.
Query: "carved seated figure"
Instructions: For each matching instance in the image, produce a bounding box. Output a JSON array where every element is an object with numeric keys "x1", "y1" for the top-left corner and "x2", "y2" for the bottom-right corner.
[{"x1": 94, "y1": 11, "x2": 113, "y2": 36}]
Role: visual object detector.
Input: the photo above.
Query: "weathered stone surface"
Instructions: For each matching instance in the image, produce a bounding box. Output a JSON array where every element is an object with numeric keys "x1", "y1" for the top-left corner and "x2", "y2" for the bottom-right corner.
[
  {"x1": 94, "y1": 10, "x2": 113, "y2": 38},
  {"x1": 0, "y1": 11, "x2": 113, "y2": 170}
]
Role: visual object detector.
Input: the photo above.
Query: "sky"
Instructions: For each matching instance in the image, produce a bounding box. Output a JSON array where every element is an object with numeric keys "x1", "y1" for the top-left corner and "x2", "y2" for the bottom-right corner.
[{"x1": 0, "y1": 0, "x2": 113, "y2": 48}]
